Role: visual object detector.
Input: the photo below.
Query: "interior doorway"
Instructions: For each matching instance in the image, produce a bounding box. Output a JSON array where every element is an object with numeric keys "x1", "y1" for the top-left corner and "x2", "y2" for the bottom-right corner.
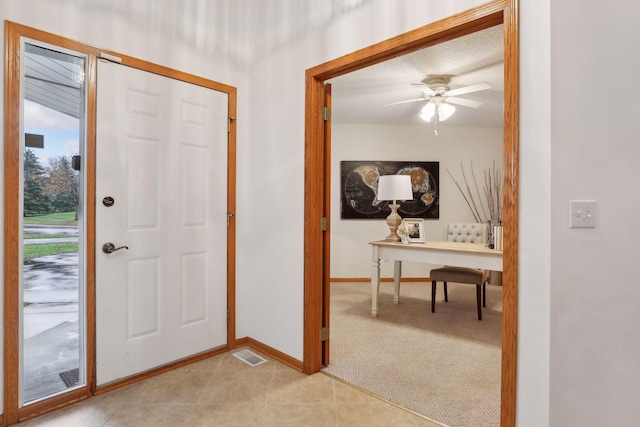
[
  {"x1": 324, "y1": 26, "x2": 504, "y2": 427},
  {"x1": 303, "y1": 1, "x2": 519, "y2": 426}
]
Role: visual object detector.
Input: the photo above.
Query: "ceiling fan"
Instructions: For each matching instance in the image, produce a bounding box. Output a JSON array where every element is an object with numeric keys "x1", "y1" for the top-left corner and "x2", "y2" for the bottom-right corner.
[{"x1": 386, "y1": 77, "x2": 492, "y2": 125}]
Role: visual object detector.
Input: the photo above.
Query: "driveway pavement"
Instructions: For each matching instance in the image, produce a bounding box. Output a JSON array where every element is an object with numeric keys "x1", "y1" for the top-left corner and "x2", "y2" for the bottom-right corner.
[
  {"x1": 24, "y1": 224, "x2": 79, "y2": 245},
  {"x1": 24, "y1": 225, "x2": 78, "y2": 235},
  {"x1": 23, "y1": 253, "x2": 79, "y2": 305}
]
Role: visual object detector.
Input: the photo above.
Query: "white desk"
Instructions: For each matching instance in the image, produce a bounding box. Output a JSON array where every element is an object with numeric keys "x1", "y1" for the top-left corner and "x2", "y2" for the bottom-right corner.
[{"x1": 370, "y1": 240, "x2": 503, "y2": 317}]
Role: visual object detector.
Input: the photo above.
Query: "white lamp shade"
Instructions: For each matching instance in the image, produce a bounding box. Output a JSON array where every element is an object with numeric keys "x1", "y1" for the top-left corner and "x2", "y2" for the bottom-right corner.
[
  {"x1": 418, "y1": 102, "x2": 435, "y2": 122},
  {"x1": 377, "y1": 174, "x2": 413, "y2": 202},
  {"x1": 438, "y1": 102, "x2": 456, "y2": 121},
  {"x1": 418, "y1": 101, "x2": 456, "y2": 122}
]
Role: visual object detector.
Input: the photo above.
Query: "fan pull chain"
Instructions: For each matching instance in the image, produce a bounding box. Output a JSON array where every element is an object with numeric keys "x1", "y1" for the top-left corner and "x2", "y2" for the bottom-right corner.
[{"x1": 434, "y1": 109, "x2": 439, "y2": 135}]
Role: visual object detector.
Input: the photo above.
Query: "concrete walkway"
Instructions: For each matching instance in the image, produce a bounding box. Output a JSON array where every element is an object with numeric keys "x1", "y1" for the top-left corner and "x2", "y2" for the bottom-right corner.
[
  {"x1": 23, "y1": 320, "x2": 79, "y2": 402},
  {"x1": 25, "y1": 237, "x2": 78, "y2": 244},
  {"x1": 24, "y1": 224, "x2": 79, "y2": 245},
  {"x1": 22, "y1": 237, "x2": 81, "y2": 403}
]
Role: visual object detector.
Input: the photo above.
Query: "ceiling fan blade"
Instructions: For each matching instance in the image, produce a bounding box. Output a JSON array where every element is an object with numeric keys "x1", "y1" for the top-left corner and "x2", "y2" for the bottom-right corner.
[
  {"x1": 446, "y1": 97, "x2": 483, "y2": 108},
  {"x1": 447, "y1": 82, "x2": 492, "y2": 97},
  {"x1": 411, "y1": 83, "x2": 436, "y2": 96},
  {"x1": 384, "y1": 98, "x2": 425, "y2": 107}
]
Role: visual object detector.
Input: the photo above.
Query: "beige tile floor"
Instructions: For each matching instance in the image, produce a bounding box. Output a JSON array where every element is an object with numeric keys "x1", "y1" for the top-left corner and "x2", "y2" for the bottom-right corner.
[{"x1": 16, "y1": 348, "x2": 443, "y2": 427}]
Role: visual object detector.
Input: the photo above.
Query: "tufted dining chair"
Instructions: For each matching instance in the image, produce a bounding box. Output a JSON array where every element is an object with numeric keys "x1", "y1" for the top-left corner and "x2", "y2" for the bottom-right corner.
[{"x1": 430, "y1": 223, "x2": 488, "y2": 320}]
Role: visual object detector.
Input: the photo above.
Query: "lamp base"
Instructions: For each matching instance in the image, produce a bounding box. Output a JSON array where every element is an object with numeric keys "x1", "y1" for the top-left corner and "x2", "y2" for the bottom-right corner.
[{"x1": 385, "y1": 204, "x2": 402, "y2": 242}]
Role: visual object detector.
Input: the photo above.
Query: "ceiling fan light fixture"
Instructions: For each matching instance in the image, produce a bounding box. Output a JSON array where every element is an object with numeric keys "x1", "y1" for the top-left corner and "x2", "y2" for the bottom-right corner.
[
  {"x1": 418, "y1": 102, "x2": 435, "y2": 122},
  {"x1": 438, "y1": 103, "x2": 456, "y2": 121},
  {"x1": 418, "y1": 102, "x2": 455, "y2": 122}
]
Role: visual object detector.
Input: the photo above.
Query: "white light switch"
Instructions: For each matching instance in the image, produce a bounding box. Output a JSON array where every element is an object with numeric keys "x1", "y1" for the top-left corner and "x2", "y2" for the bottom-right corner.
[{"x1": 569, "y1": 200, "x2": 596, "y2": 228}]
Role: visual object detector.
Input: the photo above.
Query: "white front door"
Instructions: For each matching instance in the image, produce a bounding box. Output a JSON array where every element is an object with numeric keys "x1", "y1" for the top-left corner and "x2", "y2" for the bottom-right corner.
[{"x1": 95, "y1": 60, "x2": 228, "y2": 385}]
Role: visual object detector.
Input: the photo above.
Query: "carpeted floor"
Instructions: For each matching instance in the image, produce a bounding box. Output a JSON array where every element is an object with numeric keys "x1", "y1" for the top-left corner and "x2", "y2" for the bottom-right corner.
[{"x1": 322, "y1": 280, "x2": 502, "y2": 427}]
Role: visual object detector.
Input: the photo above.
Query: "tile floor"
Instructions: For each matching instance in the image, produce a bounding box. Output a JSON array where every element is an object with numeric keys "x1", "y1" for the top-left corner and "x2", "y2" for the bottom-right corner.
[{"x1": 16, "y1": 348, "x2": 442, "y2": 427}]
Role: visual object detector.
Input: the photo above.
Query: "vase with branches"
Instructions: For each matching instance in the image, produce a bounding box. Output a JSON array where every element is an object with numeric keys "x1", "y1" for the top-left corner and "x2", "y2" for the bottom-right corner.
[{"x1": 446, "y1": 161, "x2": 503, "y2": 249}]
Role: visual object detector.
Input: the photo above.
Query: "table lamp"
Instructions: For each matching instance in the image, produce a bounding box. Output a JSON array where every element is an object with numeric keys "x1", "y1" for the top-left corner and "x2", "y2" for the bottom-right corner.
[{"x1": 376, "y1": 174, "x2": 413, "y2": 241}]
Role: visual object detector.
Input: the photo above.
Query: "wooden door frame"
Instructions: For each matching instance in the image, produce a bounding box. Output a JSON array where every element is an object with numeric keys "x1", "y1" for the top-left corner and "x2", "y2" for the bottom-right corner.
[
  {"x1": 3, "y1": 21, "x2": 237, "y2": 425},
  {"x1": 302, "y1": 1, "x2": 519, "y2": 426}
]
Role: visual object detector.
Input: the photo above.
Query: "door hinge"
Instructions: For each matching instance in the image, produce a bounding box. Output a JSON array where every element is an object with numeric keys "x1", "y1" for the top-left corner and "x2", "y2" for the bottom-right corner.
[
  {"x1": 322, "y1": 107, "x2": 331, "y2": 121},
  {"x1": 320, "y1": 327, "x2": 329, "y2": 341},
  {"x1": 227, "y1": 308, "x2": 230, "y2": 323},
  {"x1": 227, "y1": 212, "x2": 234, "y2": 228},
  {"x1": 320, "y1": 217, "x2": 329, "y2": 231},
  {"x1": 228, "y1": 117, "x2": 235, "y2": 133}
]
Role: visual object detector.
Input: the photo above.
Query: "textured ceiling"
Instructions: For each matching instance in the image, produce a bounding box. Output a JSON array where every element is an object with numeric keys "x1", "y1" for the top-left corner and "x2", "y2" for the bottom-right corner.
[{"x1": 328, "y1": 24, "x2": 504, "y2": 127}]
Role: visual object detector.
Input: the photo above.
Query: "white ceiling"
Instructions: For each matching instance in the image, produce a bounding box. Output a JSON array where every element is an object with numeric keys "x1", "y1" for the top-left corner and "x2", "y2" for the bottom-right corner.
[{"x1": 328, "y1": 24, "x2": 504, "y2": 127}]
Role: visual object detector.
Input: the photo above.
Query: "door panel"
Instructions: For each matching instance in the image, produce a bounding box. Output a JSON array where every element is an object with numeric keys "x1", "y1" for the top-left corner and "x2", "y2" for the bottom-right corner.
[{"x1": 95, "y1": 60, "x2": 228, "y2": 385}]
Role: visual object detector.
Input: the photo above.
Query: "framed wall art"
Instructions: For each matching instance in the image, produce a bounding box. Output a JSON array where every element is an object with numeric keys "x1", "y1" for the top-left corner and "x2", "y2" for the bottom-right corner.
[{"x1": 340, "y1": 160, "x2": 439, "y2": 220}]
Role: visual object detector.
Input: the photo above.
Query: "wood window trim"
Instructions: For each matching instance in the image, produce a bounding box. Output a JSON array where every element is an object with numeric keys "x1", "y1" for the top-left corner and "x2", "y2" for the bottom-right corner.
[{"x1": 302, "y1": 1, "x2": 519, "y2": 426}]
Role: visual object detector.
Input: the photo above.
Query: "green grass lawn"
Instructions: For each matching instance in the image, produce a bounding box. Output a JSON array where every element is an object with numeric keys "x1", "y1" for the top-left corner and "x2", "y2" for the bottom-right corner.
[
  {"x1": 24, "y1": 242, "x2": 78, "y2": 260},
  {"x1": 23, "y1": 212, "x2": 78, "y2": 259},
  {"x1": 24, "y1": 211, "x2": 78, "y2": 226}
]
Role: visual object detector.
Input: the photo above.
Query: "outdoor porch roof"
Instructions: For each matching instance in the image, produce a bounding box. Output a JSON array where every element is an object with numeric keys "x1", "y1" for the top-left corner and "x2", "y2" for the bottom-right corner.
[{"x1": 24, "y1": 43, "x2": 84, "y2": 119}]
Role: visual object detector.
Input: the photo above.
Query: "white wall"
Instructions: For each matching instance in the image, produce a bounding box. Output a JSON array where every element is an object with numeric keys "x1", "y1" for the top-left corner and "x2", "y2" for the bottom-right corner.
[
  {"x1": 330, "y1": 124, "x2": 503, "y2": 279},
  {"x1": 549, "y1": 1, "x2": 640, "y2": 426},
  {"x1": 518, "y1": 0, "x2": 552, "y2": 425}
]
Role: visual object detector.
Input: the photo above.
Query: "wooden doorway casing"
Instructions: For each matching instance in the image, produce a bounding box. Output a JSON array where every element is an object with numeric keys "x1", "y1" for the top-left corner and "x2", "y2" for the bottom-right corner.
[
  {"x1": 302, "y1": 1, "x2": 519, "y2": 426},
  {"x1": 4, "y1": 21, "x2": 237, "y2": 426}
]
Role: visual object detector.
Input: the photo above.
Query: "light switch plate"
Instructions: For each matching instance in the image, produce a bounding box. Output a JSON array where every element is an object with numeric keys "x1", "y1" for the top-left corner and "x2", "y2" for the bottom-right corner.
[{"x1": 569, "y1": 200, "x2": 596, "y2": 228}]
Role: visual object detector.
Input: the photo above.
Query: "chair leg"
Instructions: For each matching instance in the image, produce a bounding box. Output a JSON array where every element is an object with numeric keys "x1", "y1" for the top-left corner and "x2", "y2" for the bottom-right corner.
[
  {"x1": 476, "y1": 284, "x2": 482, "y2": 320},
  {"x1": 443, "y1": 282, "x2": 448, "y2": 302},
  {"x1": 431, "y1": 280, "x2": 436, "y2": 313},
  {"x1": 483, "y1": 282, "x2": 486, "y2": 307}
]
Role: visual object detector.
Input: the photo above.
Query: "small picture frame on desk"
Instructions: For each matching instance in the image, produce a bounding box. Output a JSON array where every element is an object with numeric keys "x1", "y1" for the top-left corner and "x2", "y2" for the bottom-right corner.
[{"x1": 403, "y1": 218, "x2": 424, "y2": 243}]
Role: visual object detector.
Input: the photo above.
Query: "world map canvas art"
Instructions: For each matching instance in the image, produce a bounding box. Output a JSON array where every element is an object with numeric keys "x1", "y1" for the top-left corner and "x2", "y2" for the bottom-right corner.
[{"x1": 340, "y1": 160, "x2": 439, "y2": 220}]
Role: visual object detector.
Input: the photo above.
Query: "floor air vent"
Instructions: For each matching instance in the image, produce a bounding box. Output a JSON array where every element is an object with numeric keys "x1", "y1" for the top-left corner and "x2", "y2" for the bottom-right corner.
[{"x1": 233, "y1": 349, "x2": 268, "y2": 367}]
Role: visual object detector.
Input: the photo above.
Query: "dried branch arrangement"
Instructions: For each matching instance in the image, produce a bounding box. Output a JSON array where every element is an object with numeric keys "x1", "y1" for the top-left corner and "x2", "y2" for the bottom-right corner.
[{"x1": 446, "y1": 161, "x2": 503, "y2": 224}]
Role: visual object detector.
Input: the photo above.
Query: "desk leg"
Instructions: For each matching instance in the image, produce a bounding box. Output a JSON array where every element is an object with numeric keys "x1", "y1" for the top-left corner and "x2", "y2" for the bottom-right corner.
[
  {"x1": 393, "y1": 260, "x2": 402, "y2": 304},
  {"x1": 371, "y1": 246, "x2": 381, "y2": 317}
]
